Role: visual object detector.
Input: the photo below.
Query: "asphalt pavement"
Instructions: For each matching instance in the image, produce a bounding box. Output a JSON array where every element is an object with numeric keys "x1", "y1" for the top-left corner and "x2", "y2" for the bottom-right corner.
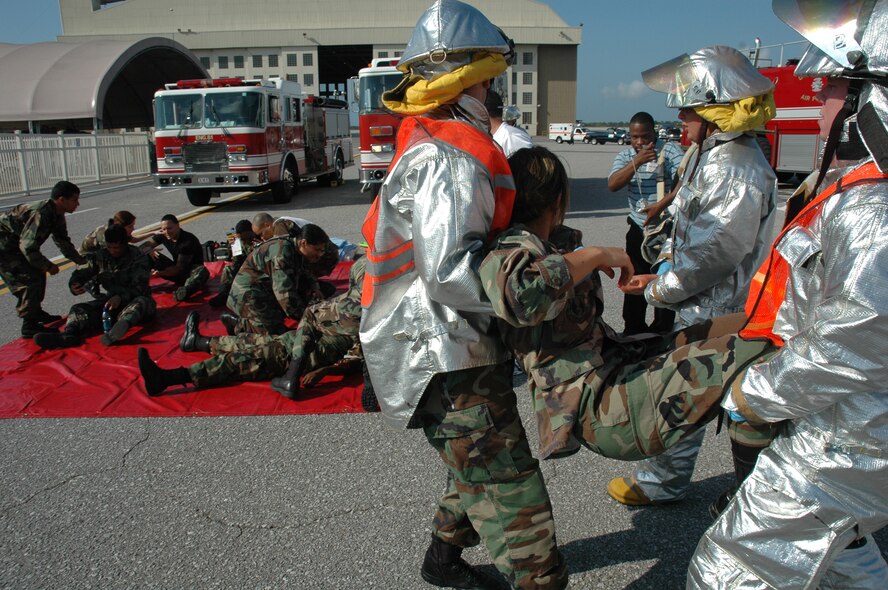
[{"x1": 1, "y1": 141, "x2": 884, "y2": 589}]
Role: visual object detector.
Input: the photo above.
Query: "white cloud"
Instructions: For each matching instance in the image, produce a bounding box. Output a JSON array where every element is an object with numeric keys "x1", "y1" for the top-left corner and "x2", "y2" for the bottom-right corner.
[{"x1": 601, "y1": 80, "x2": 648, "y2": 100}]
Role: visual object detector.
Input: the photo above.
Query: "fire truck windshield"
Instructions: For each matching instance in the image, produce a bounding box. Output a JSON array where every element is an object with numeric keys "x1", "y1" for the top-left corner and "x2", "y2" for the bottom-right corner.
[
  {"x1": 155, "y1": 94, "x2": 202, "y2": 130},
  {"x1": 155, "y1": 92, "x2": 264, "y2": 130},
  {"x1": 358, "y1": 73, "x2": 403, "y2": 115}
]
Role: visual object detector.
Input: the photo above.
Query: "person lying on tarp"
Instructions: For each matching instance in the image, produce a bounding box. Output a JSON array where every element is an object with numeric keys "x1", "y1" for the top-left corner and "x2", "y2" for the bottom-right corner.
[
  {"x1": 136, "y1": 255, "x2": 377, "y2": 411},
  {"x1": 34, "y1": 223, "x2": 156, "y2": 349},
  {"x1": 477, "y1": 145, "x2": 776, "y2": 464}
]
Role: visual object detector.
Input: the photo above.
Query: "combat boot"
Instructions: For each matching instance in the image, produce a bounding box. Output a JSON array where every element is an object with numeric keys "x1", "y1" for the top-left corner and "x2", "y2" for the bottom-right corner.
[
  {"x1": 708, "y1": 440, "x2": 764, "y2": 519},
  {"x1": 220, "y1": 312, "x2": 239, "y2": 336},
  {"x1": 100, "y1": 318, "x2": 131, "y2": 346},
  {"x1": 33, "y1": 327, "x2": 82, "y2": 349},
  {"x1": 21, "y1": 319, "x2": 57, "y2": 339},
  {"x1": 360, "y1": 361, "x2": 379, "y2": 412},
  {"x1": 420, "y1": 536, "x2": 510, "y2": 590},
  {"x1": 270, "y1": 357, "x2": 304, "y2": 400},
  {"x1": 138, "y1": 348, "x2": 191, "y2": 396},
  {"x1": 173, "y1": 286, "x2": 189, "y2": 302},
  {"x1": 35, "y1": 310, "x2": 63, "y2": 324},
  {"x1": 179, "y1": 311, "x2": 211, "y2": 353}
]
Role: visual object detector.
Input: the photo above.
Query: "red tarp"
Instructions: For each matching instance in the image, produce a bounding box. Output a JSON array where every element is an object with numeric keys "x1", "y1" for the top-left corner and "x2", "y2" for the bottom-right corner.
[{"x1": 0, "y1": 261, "x2": 364, "y2": 418}]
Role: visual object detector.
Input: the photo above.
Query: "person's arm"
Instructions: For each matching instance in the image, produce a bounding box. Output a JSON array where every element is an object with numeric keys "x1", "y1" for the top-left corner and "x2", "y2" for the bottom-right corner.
[
  {"x1": 269, "y1": 244, "x2": 308, "y2": 319},
  {"x1": 645, "y1": 171, "x2": 772, "y2": 308},
  {"x1": 50, "y1": 215, "x2": 87, "y2": 266},
  {"x1": 730, "y1": 197, "x2": 888, "y2": 422},
  {"x1": 607, "y1": 144, "x2": 656, "y2": 192}
]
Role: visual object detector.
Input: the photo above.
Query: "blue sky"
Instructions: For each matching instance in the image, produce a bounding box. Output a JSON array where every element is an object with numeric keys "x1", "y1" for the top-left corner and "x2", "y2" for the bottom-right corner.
[{"x1": 1, "y1": 0, "x2": 806, "y2": 123}]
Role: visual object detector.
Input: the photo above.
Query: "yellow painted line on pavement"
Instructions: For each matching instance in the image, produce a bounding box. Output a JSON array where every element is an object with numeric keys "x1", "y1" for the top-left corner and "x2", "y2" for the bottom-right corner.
[{"x1": 0, "y1": 190, "x2": 256, "y2": 295}]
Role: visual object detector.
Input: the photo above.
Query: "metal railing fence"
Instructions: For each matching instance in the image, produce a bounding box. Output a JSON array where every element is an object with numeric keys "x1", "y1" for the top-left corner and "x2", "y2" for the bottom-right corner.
[{"x1": 0, "y1": 131, "x2": 152, "y2": 197}]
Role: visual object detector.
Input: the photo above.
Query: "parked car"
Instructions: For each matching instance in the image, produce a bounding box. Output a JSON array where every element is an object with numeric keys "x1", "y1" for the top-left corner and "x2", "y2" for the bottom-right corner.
[
  {"x1": 664, "y1": 127, "x2": 682, "y2": 141},
  {"x1": 607, "y1": 127, "x2": 629, "y2": 144},
  {"x1": 582, "y1": 130, "x2": 610, "y2": 144}
]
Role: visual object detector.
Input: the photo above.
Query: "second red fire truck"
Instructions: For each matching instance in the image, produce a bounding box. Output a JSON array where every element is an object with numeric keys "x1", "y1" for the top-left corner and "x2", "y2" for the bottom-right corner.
[
  {"x1": 354, "y1": 58, "x2": 404, "y2": 192},
  {"x1": 153, "y1": 77, "x2": 353, "y2": 206}
]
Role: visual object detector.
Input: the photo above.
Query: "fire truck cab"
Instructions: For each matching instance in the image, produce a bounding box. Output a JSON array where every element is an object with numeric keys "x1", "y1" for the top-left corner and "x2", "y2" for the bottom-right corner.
[
  {"x1": 153, "y1": 77, "x2": 353, "y2": 206},
  {"x1": 355, "y1": 58, "x2": 404, "y2": 192}
]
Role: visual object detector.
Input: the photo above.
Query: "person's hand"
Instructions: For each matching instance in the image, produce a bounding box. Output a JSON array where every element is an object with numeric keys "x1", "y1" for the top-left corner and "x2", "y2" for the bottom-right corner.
[
  {"x1": 47, "y1": 263, "x2": 60, "y2": 276},
  {"x1": 633, "y1": 142, "x2": 657, "y2": 166},
  {"x1": 620, "y1": 273, "x2": 658, "y2": 295},
  {"x1": 105, "y1": 295, "x2": 122, "y2": 311},
  {"x1": 589, "y1": 247, "x2": 634, "y2": 288},
  {"x1": 147, "y1": 249, "x2": 161, "y2": 260},
  {"x1": 70, "y1": 282, "x2": 85, "y2": 295},
  {"x1": 640, "y1": 200, "x2": 669, "y2": 225},
  {"x1": 302, "y1": 366, "x2": 331, "y2": 388}
]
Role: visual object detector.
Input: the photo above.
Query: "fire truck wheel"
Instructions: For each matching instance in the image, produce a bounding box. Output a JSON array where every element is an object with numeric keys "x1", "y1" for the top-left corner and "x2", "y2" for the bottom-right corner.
[
  {"x1": 325, "y1": 153, "x2": 345, "y2": 187},
  {"x1": 272, "y1": 162, "x2": 297, "y2": 203},
  {"x1": 186, "y1": 189, "x2": 213, "y2": 207}
]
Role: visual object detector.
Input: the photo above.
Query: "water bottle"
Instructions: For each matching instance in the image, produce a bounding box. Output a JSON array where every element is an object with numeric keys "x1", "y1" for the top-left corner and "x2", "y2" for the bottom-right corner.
[{"x1": 102, "y1": 308, "x2": 113, "y2": 334}]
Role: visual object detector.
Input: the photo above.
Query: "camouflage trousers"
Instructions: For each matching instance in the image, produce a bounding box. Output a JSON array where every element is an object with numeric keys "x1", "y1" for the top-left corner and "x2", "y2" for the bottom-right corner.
[
  {"x1": 0, "y1": 248, "x2": 47, "y2": 319},
  {"x1": 229, "y1": 289, "x2": 306, "y2": 336},
  {"x1": 548, "y1": 333, "x2": 776, "y2": 462},
  {"x1": 189, "y1": 317, "x2": 356, "y2": 389},
  {"x1": 152, "y1": 254, "x2": 209, "y2": 297},
  {"x1": 66, "y1": 296, "x2": 156, "y2": 335},
  {"x1": 415, "y1": 362, "x2": 568, "y2": 590}
]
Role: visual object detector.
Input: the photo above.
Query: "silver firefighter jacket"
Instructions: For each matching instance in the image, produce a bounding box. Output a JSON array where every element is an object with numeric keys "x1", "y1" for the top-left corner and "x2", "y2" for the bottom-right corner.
[
  {"x1": 646, "y1": 131, "x2": 777, "y2": 327},
  {"x1": 692, "y1": 158, "x2": 888, "y2": 588},
  {"x1": 359, "y1": 94, "x2": 512, "y2": 429}
]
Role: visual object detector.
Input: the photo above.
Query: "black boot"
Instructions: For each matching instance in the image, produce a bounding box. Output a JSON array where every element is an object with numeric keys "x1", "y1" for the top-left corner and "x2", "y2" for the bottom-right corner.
[
  {"x1": 100, "y1": 319, "x2": 131, "y2": 346},
  {"x1": 709, "y1": 441, "x2": 765, "y2": 519},
  {"x1": 220, "y1": 312, "x2": 239, "y2": 336},
  {"x1": 360, "y1": 361, "x2": 379, "y2": 412},
  {"x1": 21, "y1": 319, "x2": 57, "y2": 339},
  {"x1": 35, "y1": 310, "x2": 63, "y2": 324},
  {"x1": 179, "y1": 311, "x2": 211, "y2": 352},
  {"x1": 270, "y1": 357, "x2": 304, "y2": 400},
  {"x1": 33, "y1": 329, "x2": 82, "y2": 349},
  {"x1": 420, "y1": 536, "x2": 509, "y2": 590},
  {"x1": 138, "y1": 347, "x2": 191, "y2": 396}
]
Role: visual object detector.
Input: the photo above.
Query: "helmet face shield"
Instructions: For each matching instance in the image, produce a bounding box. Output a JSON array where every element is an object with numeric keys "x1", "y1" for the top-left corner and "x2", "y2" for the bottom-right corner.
[
  {"x1": 773, "y1": 0, "x2": 865, "y2": 69},
  {"x1": 642, "y1": 46, "x2": 774, "y2": 108}
]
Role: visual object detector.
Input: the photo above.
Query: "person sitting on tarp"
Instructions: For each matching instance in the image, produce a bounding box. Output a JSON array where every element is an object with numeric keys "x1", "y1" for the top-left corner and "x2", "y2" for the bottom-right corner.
[
  {"x1": 140, "y1": 213, "x2": 210, "y2": 302},
  {"x1": 219, "y1": 223, "x2": 329, "y2": 336},
  {"x1": 272, "y1": 216, "x2": 341, "y2": 298},
  {"x1": 33, "y1": 223, "x2": 156, "y2": 349},
  {"x1": 208, "y1": 219, "x2": 260, "y2": 308},
  {"x1": 137, "y1": 255, "x2": 376, "y2": 411}
]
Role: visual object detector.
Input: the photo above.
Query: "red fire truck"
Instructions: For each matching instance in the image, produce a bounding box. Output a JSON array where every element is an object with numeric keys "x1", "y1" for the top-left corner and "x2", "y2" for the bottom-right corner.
[
  {"x1": 355, "y1": 58, "x2": 404, "y2": 192},
  {"x1": 153, "y1": 77, "x2": 353, "y2": 206},
  {"x1": 752, "y1": 40, "x2": 823, "y2": 182}
]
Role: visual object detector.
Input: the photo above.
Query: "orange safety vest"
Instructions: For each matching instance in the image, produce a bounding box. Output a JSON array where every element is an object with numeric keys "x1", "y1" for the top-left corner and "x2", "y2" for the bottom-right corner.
[
  {"x1": 741, "y1": 161, "x2": 888, "y2": 345},
  {"x1": 360, "y1": 117, "x2": 516, "y2": 307}
]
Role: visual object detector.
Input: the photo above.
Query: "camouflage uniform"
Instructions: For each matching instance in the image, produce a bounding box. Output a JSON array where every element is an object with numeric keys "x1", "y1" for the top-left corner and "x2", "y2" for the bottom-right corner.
[
  {"x1": 0, "y1": 198, "x2": 86, "y2": 319},
  {"x1": 226, "y1": 236, "x2": 320, "y2": 335},
  {"x1": 79, "y1": 223, "x2": 113, "y2": 255},
  {"x1": 190, "y1": 257, "x2": 365, "y2": 387},
  {"x1": 65, "y1": 245, "x2": 156, "y2": 334},
  {"x1": 147, "y1": 229, "x2": 209, "y2": 298},
  {"x1": 214, "y1": 239, "x2": 257, "y2": 302},
  {"x1": 272, "y1": 218, "x2": 339, "y2": 296},
  {"x1": 479, "y1": 226, "x2": 776, "y2": 461}
]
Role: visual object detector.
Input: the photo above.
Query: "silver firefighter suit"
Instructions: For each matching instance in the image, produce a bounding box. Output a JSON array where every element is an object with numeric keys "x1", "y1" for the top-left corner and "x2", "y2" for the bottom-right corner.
[
  {"x1": 631, "y1": 129, "x2": 778, "y2": 502},
  {"x1": 688, "y1": 0, "x2": 888, "y2": 585}
]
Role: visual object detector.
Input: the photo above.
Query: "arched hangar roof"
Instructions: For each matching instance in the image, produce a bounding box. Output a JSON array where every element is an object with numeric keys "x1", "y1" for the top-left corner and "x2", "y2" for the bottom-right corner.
[{"x1": 0, "y1": 37, "x2": 206, "y2": 128}]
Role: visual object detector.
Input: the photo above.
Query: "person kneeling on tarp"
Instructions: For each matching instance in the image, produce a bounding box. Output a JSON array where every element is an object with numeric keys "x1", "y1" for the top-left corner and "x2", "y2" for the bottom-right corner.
[{"x1": 34, "y1": 224, "x2": 156, "y2": 349}]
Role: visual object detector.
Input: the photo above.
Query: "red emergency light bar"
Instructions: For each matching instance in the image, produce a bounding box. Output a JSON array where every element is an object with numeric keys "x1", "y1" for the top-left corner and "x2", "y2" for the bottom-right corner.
[{"x1": 172, "y1": 78, "x2": 262, "y2": 89}]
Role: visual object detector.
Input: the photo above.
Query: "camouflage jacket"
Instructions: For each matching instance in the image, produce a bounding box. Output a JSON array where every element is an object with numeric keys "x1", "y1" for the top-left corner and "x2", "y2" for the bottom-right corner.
[
  {"x1": 229, "y1": 236, "x2": 319, "y2": 319},
  {"x1": 479, "y1": 225, "x2": 614, "y2": 390},
  {"x1": 79, "y1": 223, "x2": 108, "y2": 255},
  {"x1": 70, "y1": 244, "x2": 153, "y2": 303},
  {"x1": 0, "y1": 198, "x2": 85, "y2": 269}
]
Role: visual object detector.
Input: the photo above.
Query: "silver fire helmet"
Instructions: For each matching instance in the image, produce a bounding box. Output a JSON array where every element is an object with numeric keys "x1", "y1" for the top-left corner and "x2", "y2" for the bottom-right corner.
[
  {"x1": 642, "y1": 45, "x2": 774, "y2": 108},
  {"x1": 397, "y1": 0, "x2": 515, "y2": 79},
  {"x1": 774, "y1": 0, "x2": 888, "y2": 78},
  {"x1": 503, "y1": 105, "x2": 521, "y2": 122}
]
